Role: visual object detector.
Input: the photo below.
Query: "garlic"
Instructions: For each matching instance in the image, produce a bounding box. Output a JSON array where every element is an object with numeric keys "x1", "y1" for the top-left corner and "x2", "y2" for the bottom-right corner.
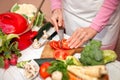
[
  {"x1": 32, "y1": 39, "x2": 41, "y2": 49},
  {"x1": 42, "y1": 30, "x2": 49, "y2": 39}
]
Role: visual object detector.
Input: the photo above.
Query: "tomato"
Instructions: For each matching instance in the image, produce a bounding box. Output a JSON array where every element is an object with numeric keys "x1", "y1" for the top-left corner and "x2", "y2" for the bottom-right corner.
[
  {"x1": 61, "y1": 39, "x2": 70, "y2": 50},
  {"x1": 53, "y1": 50, "x2": 69, "y2": 60},
  {"x1": 49, "y1": 40, "x2": 61, "y2": 50},
  {"x1": 39, "y1": 62, "x2": 51, "y2": 79},
  {"x1": 49, "y1": 39, "x2": 70, "y2": 50}
]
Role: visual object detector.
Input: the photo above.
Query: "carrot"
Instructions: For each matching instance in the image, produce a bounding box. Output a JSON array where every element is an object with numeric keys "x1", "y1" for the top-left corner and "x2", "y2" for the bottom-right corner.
[{"x1": 68, "y1": 72, "x2": 82, "y2": 80}]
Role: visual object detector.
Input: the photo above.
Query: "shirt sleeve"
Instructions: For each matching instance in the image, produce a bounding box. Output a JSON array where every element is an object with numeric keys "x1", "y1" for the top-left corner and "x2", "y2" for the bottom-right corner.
[
  {"x1": 50, "y1": 0, "x2": 62, "y2": 11},
  {"x1": 90, "y1": 0, "x2": 120, "y2": 32}
]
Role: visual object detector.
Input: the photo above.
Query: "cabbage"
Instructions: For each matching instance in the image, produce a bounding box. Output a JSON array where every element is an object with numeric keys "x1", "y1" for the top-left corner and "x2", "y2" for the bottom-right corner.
[{"x1": 103, "y1": 50, "x2": 117, "y2": 64}]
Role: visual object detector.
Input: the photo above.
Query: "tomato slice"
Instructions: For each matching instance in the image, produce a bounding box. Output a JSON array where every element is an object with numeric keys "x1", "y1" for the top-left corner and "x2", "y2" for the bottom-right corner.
[
  {"x1": 62, "y1": 39, "x2": 70, "y2": 50},
  {"x1": 49, "y1": 40, "x2": 61, "y2": 50},
  {"x1": 39, "y1": 62, "x2": 51, "y2": 79},
  {"x1": 49, "y1": 39, "x2": 70, "y2": 50},
  {"x1": 53, "y1": 50, "x2": 69, "y2": 60}
]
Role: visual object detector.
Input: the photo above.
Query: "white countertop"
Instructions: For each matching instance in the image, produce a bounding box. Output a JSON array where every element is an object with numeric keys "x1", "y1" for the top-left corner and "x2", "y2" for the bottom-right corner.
[{"x1": 0, "y1": 28, "x2": 120, "y2": 80}]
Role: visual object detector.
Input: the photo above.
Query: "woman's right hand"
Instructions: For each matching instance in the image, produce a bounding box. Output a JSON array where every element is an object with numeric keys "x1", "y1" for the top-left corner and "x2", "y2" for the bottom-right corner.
[{"x1": 50, "y1": 9, "x2": 64, "y2": 32}]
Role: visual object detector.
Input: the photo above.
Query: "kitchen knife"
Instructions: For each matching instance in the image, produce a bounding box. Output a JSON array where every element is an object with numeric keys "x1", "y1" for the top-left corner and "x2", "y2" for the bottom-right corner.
[
  {"x1": 33, "y1": 22, "x2": 53, "y2": 40},
  {"x1": 34, "y1": 58, "x2": 55, "y2": 66},
  {"x1": 57, "y1": 27, "x2": 64, "y2": 48}
]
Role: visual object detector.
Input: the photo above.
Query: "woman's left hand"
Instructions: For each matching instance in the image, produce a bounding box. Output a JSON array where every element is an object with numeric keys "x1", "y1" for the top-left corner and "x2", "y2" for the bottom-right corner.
[{"x1": 67, "y1": 27, "x2": 97, "y2": 48}]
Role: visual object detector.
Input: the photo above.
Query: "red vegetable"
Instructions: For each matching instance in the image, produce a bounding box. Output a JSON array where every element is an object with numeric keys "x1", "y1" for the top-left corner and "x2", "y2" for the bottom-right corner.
[
  {"x1": 9, "y1": 54, "x2": 18, "y2": 65},
  {"x1": 49, "y1": 40, "x2": 61, "y2": 50},
  {"x1": 49, "y1": 39, "x2": 70, "y2": 50},
  {"x1": 39, "y1": 62, "x2": 51, "y2": 79},
  {"x1": 0, "y1": 12, "x2": 28, "y2": 34},
  {"x1": 4, "y1": 59, "x2": 10, "y2": 69},
  {"x1": 61, "y1": 39, "x2": 70, "y2": 50},
  {"x1": 53, "y1": 50, "x2": 69, "y2": 60}
]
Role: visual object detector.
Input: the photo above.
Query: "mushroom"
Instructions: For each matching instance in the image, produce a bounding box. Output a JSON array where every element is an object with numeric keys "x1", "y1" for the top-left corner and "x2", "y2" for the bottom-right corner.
[
  {"x1": 51, "y1": 71, "x2": 63, "y2": 80},
  {"x1": 42, "y1": 30, "x2": 49, "y2": 39},
  {"x1": 32, "y1": 39, "x2": 41, "y2": 49}
]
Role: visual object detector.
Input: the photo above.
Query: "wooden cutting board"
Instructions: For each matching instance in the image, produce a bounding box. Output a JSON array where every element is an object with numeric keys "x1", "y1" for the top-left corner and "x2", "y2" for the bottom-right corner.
[{"x1": 40, "y1": 42, "x2": 83, "y2": 58}]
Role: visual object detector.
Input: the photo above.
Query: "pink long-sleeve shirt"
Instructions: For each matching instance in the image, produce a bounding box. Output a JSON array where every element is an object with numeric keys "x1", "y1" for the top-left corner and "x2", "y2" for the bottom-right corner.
[{"x1": 50, "y1": 0, "x2": 120, "y2": 32}]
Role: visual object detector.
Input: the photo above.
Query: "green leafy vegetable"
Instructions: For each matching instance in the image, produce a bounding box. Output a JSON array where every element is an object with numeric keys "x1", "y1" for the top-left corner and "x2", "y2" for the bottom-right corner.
[
  {"x1": 47, "y1": 60, "x2": 69, "y2": 80},
  {"x1": 103, "y1": 50, "x2": 117, "y2": 64},
  {"x1": 0, "y1": 57, "x2": 4, "y2": 68},
  {"x1": 79, "y1": 40, "x2": 104, "y2": 66},
  {"x1": 10, "y1": 3, "x2": 20, "y2": 12}
]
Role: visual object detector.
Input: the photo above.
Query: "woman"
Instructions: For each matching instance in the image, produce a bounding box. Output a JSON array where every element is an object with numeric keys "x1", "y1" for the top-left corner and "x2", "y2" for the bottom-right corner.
[{"x1": 50, "y1": 0, "x2": 120, "y2": 50}]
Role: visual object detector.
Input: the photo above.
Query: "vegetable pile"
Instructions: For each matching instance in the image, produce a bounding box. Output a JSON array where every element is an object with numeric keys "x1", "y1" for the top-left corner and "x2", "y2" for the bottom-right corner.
[
  {"x1": 39, "y1": 40, "x2": 117, "y2": 80},
  {"x1": 0, "y1": 29, "x2": 21, "y2": 69}
]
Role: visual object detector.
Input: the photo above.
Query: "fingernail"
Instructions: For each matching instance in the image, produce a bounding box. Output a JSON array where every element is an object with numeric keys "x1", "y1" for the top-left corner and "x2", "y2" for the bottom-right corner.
[
  {"x1": 58, "y1": 23, "x2": 61, "y2": 27},
  {"x1": 70, "y1": 46, "x2": 73, "y2": 49}
]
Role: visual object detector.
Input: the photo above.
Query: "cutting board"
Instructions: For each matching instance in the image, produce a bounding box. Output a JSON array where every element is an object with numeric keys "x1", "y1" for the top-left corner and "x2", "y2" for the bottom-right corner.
[{"x1": 41, "y1": 42, "x2": 83, "y2": 58}]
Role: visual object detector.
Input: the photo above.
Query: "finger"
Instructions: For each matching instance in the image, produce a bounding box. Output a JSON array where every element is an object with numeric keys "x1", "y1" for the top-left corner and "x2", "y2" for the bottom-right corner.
[
  {"x1": 70, "y1": 32, "x2": 86, "y2": 48},
  {"x1": 75, "y1": 35, "x2": 89, "y2": 48},
  {"x1": 67, "y1": 30, "x2": 79, "y2": 45},
  {"x1": 58, "y1": 16, "x2": 63, "y2": 27},
  {"x1": 68, "y1": 31, "x2": 83, "y2": 48},
  {"x1": 67, "y1": 29, "x2": 80, "y2": 42},
  {"x1": 51, "y1": 17, "x2": 59, "y2": 32}
]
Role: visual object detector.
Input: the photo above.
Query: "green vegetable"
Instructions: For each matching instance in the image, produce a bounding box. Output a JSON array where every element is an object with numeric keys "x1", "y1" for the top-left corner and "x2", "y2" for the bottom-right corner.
[
  {"x1": 17, "y1": 60, "x2": 31, "y2": 68},
  {"x1": 33, "y1": 12, "x2": 44, "y2": 26},
  {"x1": 65, "y1": 56, "x2": 82, "y2": 66},
  {"x1": 79, "y1": 40, "x2": 104, "y2": 66},
  {"x1": 47, "y1": 60, "x2": 69, "y2": 80},
  {"x1": 10, "y1": 3, "x2": 20, "y2": 12},
  {"x1": 0, "y1": 57, "x2": 4, "y2": 68},
  {"x1": 103, "y1": 50, "x2": 117, "y2": 64}
]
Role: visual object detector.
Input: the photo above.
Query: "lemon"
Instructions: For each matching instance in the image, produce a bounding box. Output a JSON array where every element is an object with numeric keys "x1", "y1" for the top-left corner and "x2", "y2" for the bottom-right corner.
[
  {"x1": 10, "y1": 3, "x2": 19, "y2": 12},
  {"x1": 7, "y1": 34, "x2": 19, "y2": 40}
]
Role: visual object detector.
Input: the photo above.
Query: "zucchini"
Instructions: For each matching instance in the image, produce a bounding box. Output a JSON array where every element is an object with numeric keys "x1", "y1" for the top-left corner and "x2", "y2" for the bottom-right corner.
[
  {"x1": 33, "y1": 22, "x2": 53, "y2": 40},
  {"x1": 34, "y1": 58, "x2": 55, "y2": 66}
]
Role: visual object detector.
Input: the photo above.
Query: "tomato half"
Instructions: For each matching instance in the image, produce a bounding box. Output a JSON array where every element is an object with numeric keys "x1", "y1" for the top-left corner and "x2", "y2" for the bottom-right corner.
[
  {"x1": 49, "y1": 40, "x2": 61, "y2": 50},
  {"x1": 61, "y1": 39, "x2": 70, "y2": 50},
  {"x1": 39, "y1": 62, "x2": 51, "y2": 79},
  {"x1": 53, "y1": 50, "x2": 69, "y2": 60}
]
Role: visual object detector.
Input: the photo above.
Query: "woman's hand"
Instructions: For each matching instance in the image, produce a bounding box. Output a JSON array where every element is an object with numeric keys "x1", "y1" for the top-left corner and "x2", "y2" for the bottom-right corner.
[
  {"x1": 67, "y1": 27, "x2": 98, "y2": 48},
  {"x1": 50, "y1": 9, "x2": 64, "y2": 31}
]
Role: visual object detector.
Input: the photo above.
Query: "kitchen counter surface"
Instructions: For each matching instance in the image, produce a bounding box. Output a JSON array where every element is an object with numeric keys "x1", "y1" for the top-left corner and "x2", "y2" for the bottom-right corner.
[{"x1": 0, "y1": 28, "x2": 120, "y2": 80}]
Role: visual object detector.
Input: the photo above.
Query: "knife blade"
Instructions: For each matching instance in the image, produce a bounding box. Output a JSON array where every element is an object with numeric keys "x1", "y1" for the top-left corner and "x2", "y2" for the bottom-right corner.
[
  {"x1": 57, "y1": 27, "x2": 64, "y2": 48},
  {"x1": 34, "y1": 58, "x2": 55, "y2": 66}
]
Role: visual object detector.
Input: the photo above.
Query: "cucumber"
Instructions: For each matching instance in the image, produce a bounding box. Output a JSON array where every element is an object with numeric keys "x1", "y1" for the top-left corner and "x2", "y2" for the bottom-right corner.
[
  {"x1": 17, "y1": 60, "x2": 31, "y2": 68},
  {"x1": 33, "y1": 22, "x2": 53, "y2": 40},
  {"x1": 34, "y1": 58, "x2": 55, "y2": 66}
]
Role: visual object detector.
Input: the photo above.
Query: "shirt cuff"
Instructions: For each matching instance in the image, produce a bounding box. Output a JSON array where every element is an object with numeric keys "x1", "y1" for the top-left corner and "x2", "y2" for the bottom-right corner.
[
  {"x1": 90, "y1": 23, "x2": 104, "y2": 32},
  {"x1": 51, "y1": 2, "x2": 62, "y2": 11}
]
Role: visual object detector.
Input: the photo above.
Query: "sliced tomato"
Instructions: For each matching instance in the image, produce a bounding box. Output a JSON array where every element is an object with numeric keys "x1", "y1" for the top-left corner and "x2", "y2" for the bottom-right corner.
[
  {"x1": 62, "y1": 39, "x2": 70, "y2": 50},
  {"x1": 53, "y1": 50, "x2": 69, "y2": 60},
  {"x1": 49, "y1": 39, "x2": 70, "y2": 50},
  {"x1": 49, "y1": 40, "x2": 61, "y2": 50},
  {"x1": 39, "y1": 62, "x2": 51, "y2": 79}
]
